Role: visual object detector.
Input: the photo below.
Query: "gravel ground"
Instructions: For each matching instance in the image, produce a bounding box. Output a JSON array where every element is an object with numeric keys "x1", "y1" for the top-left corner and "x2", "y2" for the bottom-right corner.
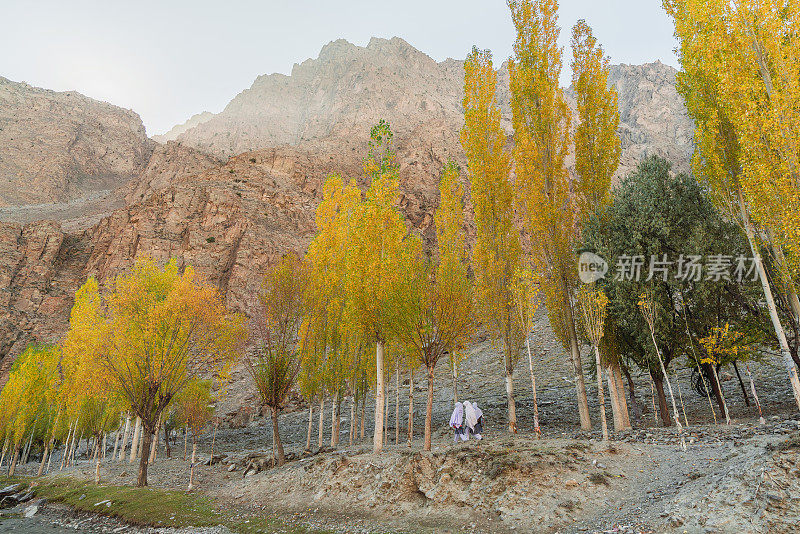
[{"x1": 8, "y1": 316, "x2": 800, "y2": 533}]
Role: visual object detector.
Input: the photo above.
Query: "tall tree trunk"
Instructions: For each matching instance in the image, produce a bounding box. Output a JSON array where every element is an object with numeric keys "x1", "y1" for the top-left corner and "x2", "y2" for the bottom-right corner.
[
  {"x1": 407, "y1": 368, "x2": 414, "y2": 446},
  {"x1": 317, "y1": 397, "x2": 325, "y2": 448},
  {"x1": 22, "y1": 430, "x2": 33, "y2": 464},
  {"x1": 37, "y1": 445, "x2": 49, "y2": 477},
  {"x1": 360, "y1": 389, "x2": 365, "y2": 440},
  {"x1": 712, "y1": 364, "x2": 731, "y2": 425},
  {"x1": 652, "y1": 373, "x2": 672, "y2": 427},
  {"x1": 745, "y1": 363, "x2": 766, "y2": 424},
  {"x1": 8, "y1": 446, "x2": 19, "y2": 476},
  {"x1": 69, "y1": 431, "x2": 80, "y2": 467},
  {"x1": 768, "y1": 232, "x2": 800, "y2": 332},
  {"x1": 183, "y1": 429, "x2": 188, "y2": 460},
  {"x1": 383, "y1": 380, "x2": 389, "y2": 447},
  {"x1": 703, "y1": 362, "x2": 730, "y2": 423},
  {"x1": 349, "y1": 396, "x2": 356, "y2": 446},
  {"x1": 424, "y1": 364, "x2": 435, "y2": 451},
  {"x1": 675, "y1": 374, "x2": 690, "y2": 428},
  {"x1": 148, "y1": 428, "x2": 157, "y2": 465},
  {"x1": 137, "y1": 428, "x2": 152, "y2": 487},
  {"x1": 118, "y1": 414, "x2": 131, "y2": 461},
  {"x1": 306, "y1": 403, "x2": 314, "y2": 452},
  {"x1": 0, "y1": 438, "x2": 8, "y2": 469},
  {"x1": 271, "y1": 407, "x2": 285, "y2": 466},
  {"x1": 594, "y1": 346, "x2": 609, "y2": 442},
  {"x1": 738, "y1": 188, "x2": 800, "y2": 411},
  {"x1": 60, "y1": 421, "x2": 73, "y2": 470},
  {"x1": 565, "y1": 300, "x2": 592, "y2": 430},
  {"x1": 331, "y1": 390, "x2": 340, "y2": 448},
  {"x1": 112, "y1": 416, "x2": 122, "y2": 460},
  {"x1": 46, "y1": 441, "x2": 54, "y2": 474},
  {"x1": 374, "y1": 341, "x2": 386, "y2": 453},
  {"x1": 605, "y1": 359, "x2": 626, "y2": 431},
  {"x1": 504, "y1": 345, "x2": 517, "y2": 432},
  {"x1": 452, "y1": 358, "x2": 458, "y2": 404},
  {"x1": 524, "y1": 334, "x2": 541, "y2": 436},
  {"x1": 188, "y1": 437, "x2": 197, "y2": 491},
  {"x1": 612, "y1": 360, "x2": 631, "y2": 429},
  {"x1": 695, "y1": 357, "x2": 718, "y2": 425},
  {"x1": 732, "y1": 361, "x2": 751, "y2": 406},
  {"x1": 164, "y1": 425, "x2": 172, "y2": 458},
  {"x1": 621, "y1": 363, "x2": 641, "y2": 426},
  {"x1": 395, "y1": 368, "x2": 400, "y2": 445},
  {"x1": 129, "y1": 417, "x2": 141, "y2": 463},
  {"x1": 647, "y1": 330, "x2": 685, "y2": 448},
  {"x1": 95, "y1": 439, "x2": 102, "y2": 485}
]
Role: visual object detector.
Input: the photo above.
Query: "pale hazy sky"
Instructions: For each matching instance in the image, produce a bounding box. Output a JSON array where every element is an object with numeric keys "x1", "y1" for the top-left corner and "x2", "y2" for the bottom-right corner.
[{"x1": 1, "y1": 1, "x2": 678, "y2": 135}]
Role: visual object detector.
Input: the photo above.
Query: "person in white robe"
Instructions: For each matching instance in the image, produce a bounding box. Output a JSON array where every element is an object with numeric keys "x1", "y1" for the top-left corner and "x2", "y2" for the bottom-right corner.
[
  {"x1": 449, "y1": 402, "x2": 467, "y2": 442},
  {"x1": 464, "y1": 401, "x2": 484, "y2": 440}
]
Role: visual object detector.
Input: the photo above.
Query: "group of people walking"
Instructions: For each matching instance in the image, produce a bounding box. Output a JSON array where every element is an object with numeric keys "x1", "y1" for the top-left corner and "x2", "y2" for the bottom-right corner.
[{"x1": 449, "y1": 401, "x2": 483, "y2": 442}]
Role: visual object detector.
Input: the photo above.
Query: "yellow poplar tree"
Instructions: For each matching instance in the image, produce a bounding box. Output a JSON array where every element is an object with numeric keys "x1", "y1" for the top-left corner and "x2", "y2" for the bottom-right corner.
[
  {"x1": 510, "y1": 266, "x2": 541, "y2": 436},
  {"x1": 508, "y1": 0, "x2": 591, "y2": 430},
  {"x1": 392, "y1": 160, "x2": 474, "y2": 450},
  {"x1": 62, "y1": 277, "x2": 123, "y2": 483},
  {"x1": 174, "y1": 378, "x2": 214, "y2": 491},
  {"x1": 665, "y1": 0, "x2": 800, "y2": 409},
  {"x1": 571, "y1": 19, "x2": 630, "y2": 430},
  {"x1": 577, "y1": 285, "x2": 610, "y2": 442},
  {"x1": 462, "y1": 46, "x2": 525, "y2": 432},
  {"x1": 345, "y1": 120, "x2": 420, "y2": 453},
  {"x1": 0, "y1": 344, "x2": 60, "y2": 476},
  {"x1": 102, "y1": 258, "x2": 245, "y2": 486}
]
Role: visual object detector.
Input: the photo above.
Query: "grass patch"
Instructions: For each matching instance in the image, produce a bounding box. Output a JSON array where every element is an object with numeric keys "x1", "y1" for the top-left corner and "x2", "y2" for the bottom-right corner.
[{"x1": 0, "y1": 476, "x2": 328, "y2": 534}]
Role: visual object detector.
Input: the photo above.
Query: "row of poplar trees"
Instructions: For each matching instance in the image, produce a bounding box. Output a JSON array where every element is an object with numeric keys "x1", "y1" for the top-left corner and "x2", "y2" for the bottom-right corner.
[
  {"x1": 252, "y1": 0, "x2": 631, "y2": 460},
  {"x1": 664, "y1": 0, "x2": 800, "y2": 410},
  {"x1": 0, "y1": 260, "x2": 245, "y2": 488},
  {"x1": 465, "y1": 0, "x2": 628, "y2": 432}
]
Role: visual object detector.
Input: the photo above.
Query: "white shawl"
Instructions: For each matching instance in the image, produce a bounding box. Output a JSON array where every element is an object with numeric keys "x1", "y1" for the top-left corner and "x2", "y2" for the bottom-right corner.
[
  {"x1": 464, "y1": 401, "x2": 478, "y2": 430},
  {"x1": 449, "y1": 402, "x2": 464, "y2": 428}
]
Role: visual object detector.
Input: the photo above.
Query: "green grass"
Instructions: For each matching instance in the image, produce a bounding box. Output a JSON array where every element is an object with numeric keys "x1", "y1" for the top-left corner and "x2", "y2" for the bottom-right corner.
[{"x1": 0, "y1": 476, "x2": 330, "y2": 534}]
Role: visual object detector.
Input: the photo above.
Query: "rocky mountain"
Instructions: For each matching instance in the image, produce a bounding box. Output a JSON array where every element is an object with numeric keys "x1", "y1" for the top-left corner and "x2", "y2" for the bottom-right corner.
[
  {"x1": 152, "y1": 111, "x2": 214, "y2": 143},
  {"x1": 173, "y1": 37, "x2": 692, "y2": 177},
  {"x1": 0, "y1": 77, "x2": 154, "y2": 207},
  {"x1": 0, "y1": 37, "x2": 695, "y2": 383},
  {"x1": 176, "y1": 38, "x2": 466, "y2": 158}
]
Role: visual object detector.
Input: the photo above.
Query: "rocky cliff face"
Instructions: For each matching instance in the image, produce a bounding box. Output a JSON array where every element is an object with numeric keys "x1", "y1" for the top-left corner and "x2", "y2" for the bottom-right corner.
[
  {"x1": 0, "y1": 37, "x2": 694, "y2": 380},
  {"x1": 0, "y1": 220, "x2": 92, "y2": 385},
  {"x1": 0, "y1": 77, "x2": 154, "y2": 207}
]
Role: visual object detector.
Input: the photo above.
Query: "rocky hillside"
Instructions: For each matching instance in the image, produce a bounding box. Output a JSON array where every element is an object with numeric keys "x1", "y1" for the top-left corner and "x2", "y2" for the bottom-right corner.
[
  {"x1": 0, "y1": 77, "x2": 154, "y2": 207},
  {"x1": 0, "y1": 37, "x2": 695, "y2": 381},
  {"x1": 173, "y1": 37, "x2": 692, "y2": 177}
]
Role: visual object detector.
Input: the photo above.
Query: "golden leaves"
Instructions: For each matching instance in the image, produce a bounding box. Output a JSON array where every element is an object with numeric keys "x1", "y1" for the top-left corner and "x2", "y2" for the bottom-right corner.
[
  {"x1": 577, "y1": 285, "x2": 609, "y2": 347},
  {"x1": 462, "y1": 46, "x2": 524, "y2": 356}
]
